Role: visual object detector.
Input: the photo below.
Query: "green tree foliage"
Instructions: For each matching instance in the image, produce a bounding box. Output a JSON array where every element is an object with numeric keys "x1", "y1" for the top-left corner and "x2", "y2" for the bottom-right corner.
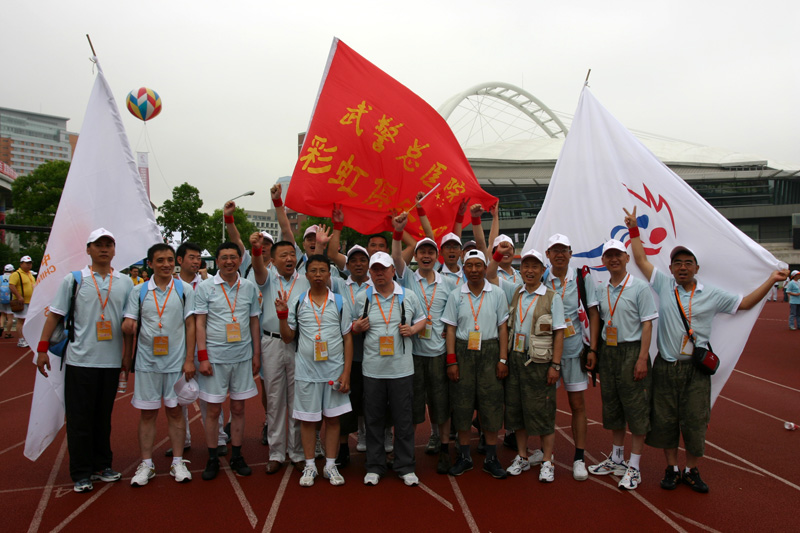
[
  {"x1": 6, "y1": 160, "x2": 70, "y2": 252},
  {"x1": 206, "y1": 207, "x2": 259, "y2": 254},
  {"x1": 157, "y1": 183, "x2": 211, "y2": 245}
]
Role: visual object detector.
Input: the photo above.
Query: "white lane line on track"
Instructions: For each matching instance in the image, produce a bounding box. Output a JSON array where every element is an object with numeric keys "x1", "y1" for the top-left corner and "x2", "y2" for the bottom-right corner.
[
  {"x1": 705, "y1": 440, "x2": 800, "y2": 492},
  {"x1": 0, "y1": 391, "x2": 32, "y2": 405},
  {"x1": 668, "y1": 511, "x2": 723, "y2": 533},
  {"x1": 0, "y1": 440, "x2": 24, "y2": 456},
  {"x1": 222, "y1": 457, "x2": 258, "y2": 529},
  {"x1": 0, "y1": 352, "x2": 29, "y2": 379},
  {"x1": 418, "y1": 482, "x2": 455, "y2": 511},
  {"x1": 26, "y1": 437, "x2": 66, "y2": 533},
  {"x1": 449, "y1": 477, "x2": 480, "y2": 533},
  {"x1": 718, "y1": 395, "x2": 790, "y2": 423},
  {"x1": 732, "y1": 369, "x2": 800, "y2": 393},
  {"x1": 262, "y1": 464, "x2": 292, "y2": 533}
]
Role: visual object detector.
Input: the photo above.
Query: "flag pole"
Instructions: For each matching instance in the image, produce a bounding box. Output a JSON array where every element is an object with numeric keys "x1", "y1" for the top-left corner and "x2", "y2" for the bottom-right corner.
[
  {"x1": 403, "y1": 182, "x2": 441, "y2": 214},
  {"x1": 86, "y1": 34, "x2": 97, "y2": 56},
  {"x1": 584, "y1": 68, "x2": 592, "y2": 85}
]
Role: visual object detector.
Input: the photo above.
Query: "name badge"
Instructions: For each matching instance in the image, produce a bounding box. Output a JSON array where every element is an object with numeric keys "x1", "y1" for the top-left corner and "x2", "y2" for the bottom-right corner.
[
  {"x1": 419, "y1": 319, "x2": 433, "y2": 340},
  {"x1": 680, "y1": 335, "x2": 694, "y2": 356},
  {"x1": 153, "y1": 336, "x2": 169, "y2": 356},
  {"x1": 315, "y1": 341, "x2": 329, "y2": 361},
  {"x1": 564, "y1": 318, "x2": 576, "y2": 338},
  {"x1": 96, "y1": 320, "x2": 113, "y2": 341},
  {"x1": 379, "y1": 336, "x2": 394, "y2": 356},
  {"x1": 226, "y1": 322, "x2": 242, "y2": 343},
  {"x1": 467, "y1": 330, "x2": 482, "y2": 351},
  {"x1": 513, "y1": 332, "x2": 526, "y2": 353},
  {"x1": 605, "y1": 326, "x2": 618, "y2": 347}
]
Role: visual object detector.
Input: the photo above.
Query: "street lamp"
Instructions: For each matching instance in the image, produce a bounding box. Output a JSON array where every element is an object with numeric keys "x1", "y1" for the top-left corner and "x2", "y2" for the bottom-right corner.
[{"x1": 222, "y1": 190, "x2": 255, "y2": 242}]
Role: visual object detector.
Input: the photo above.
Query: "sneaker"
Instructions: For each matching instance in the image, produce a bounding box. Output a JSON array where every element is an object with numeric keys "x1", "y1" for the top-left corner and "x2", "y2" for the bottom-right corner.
[
  {"x1": 363, "y1": 472, "x2": 380, "y2": 486},
  {"x1": 401, "y1": 472, "x2": 419, "y2": 486},
  {"x1": 483, "y1": 457, "x2": 508, "y2": 479},
  {"x1": 323, "y1": 463, "x2": 345, "y2": 485},
  {"x1": 202, "y1": 457, "x2": 220, "y2": 480},
  {"x1": 506, "y1": 455, "x2": 530, "y2": 476},
  {"x1": 682, "y1": 467, "x2": 709, "y2": 493},
  {"x1": 300, "y1": 465, "x2": 318, "y2": 487},
  {"x1": 91, "y1": 468, "x2": 121, "y2": 483},
  {"x1": 336, "y1": 446, "x2": 350, "y2": 468},
  {"x1": 573, "y1": 460, "x2": 589, "y2": 481},
  {"x1": 588, "y1": 457, "x2": 627, "y2": 476},
  {"x1": 476, "y1": 433, "x2": 486, "y2": 455},
  {"x1": 17, "y1": 338, "x2": 28, "y2": 348},
  {"x1": 437, "y1": 451, "x2": 451, "y2": 474},
  {"x1": 131, "y1": 461, "x2": 155, "y2": 487},
  {"x1": 503, "y1": 430, "x2": 518, "y2": 451},
  {"x1": 356, "y1": 428, "x2": 367, "y2": 452},
  {"x1": 529, "y1": 449, "x2": 544, "y2": 466},
  {"x1": 261, "y1": 424, "x2": 269, "y2": 446},
  {"x1": 425, "y1": 434, "x2": 440, "y2": 455},
  {"x1": 660, "y1": 467, "x2": 681, "y2": 490},
  {"x1": 384, "y1": 428, "x2": 394, "y2": 453},
  {"x1": 448, "y1": 456, "x2": 474, "y2": 476},
  {"x1": 216, "y1": 444, "x2": 228, "y2": 457},
  {"x1": 618, "y1": 466, "x2": 641, "y2": 490},
  {"x1": 170, "y1": 460, "x2": 192, "y2": 483},
  {"x1": 315, "y1": 437, "x2": 325, "y2": 458},
  {"x1": 73, "y1": 479, "x2": 93, "y2": 493},
  {"x1": 230, "y1": 455, "x2": 252, "y2": 476},
  {"x1": 539, "y1": 461, "x2": 555, "y2": 483}
]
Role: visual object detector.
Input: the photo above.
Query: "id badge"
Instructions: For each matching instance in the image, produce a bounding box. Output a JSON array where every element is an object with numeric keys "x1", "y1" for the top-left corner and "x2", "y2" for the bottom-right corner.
[
  {"x1": 226, "y1": 322, "x2": 242, "y2": 343},
  {"x1": 153, "y1": 336, "x2": 169, "y2": 356},
  {"x1": 419, "y1": 319, "x2": 433, "y2": 340},
  {"x1": 564, "y1": 318, "x2": 576, "y2": 338},
  {"x1": 96, "y1": 320, "x2": 113, "y2": 341},
  {"x1": 680, "y1": 335, "x2": 694, "y2": 356},
  {"x1": 513, "y1": 333, "x2": 526, "y2": 353},
  {"x1": 468, "y1": 330, "x2": 482, "y2": 351},
  {"x1": 315, "y1": 341, "x2": 329, "y2": 361},
  {"x1": 379, "y1": 336, "x2": 394, "y2": 356},
  {"x1": 606, "y1": 326, "x2": 618, "y2": 347}
]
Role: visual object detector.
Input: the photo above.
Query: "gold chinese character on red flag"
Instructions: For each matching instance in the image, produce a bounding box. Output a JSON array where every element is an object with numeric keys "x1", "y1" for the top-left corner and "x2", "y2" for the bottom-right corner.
[
  {"x1": 396, "y1": 139, "x2": 430, "y2": 171},
  {"x1": 331, "y1": 155, "x2": 368, "y2": 197},
  {"x1": 373, "y1": 115, "x2": 403, "y2": 153},
  {"x1": 420, "y1": 162, "x2": 447, "y2": 188},
  {"x1": 300, "y1": 136, "x2": 338, "y2": 174},
  {"x1": 364, "y1": 178, "x2": 398, "y2": 208},
  {"x1": 340, "y1": 101, "x2": 373, "y2": 136},
  {"x1": 443, "y1": 177, "x2": 466, "y2": 202}
]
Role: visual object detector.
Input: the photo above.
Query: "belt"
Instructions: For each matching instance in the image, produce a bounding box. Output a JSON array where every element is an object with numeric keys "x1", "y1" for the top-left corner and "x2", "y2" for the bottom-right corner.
[{"x1": 263, "y1": 330, "x2": 281, "y2": 339}]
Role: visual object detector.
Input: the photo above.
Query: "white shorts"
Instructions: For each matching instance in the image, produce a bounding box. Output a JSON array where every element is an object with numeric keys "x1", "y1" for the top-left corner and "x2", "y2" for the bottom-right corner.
[
  {"x1": 0, "y1": 303, "x2": 11, "y2": 314},
  {"x1": 13, "y1": 304, "x2": 29, "y2": 319},
  {"x1": 293, "y1": 380, "x2": 352, "y2": 422},
  {"x1": 197, "y1": 360, "x2": 258, "y2": 403},
  {"x1": 560, "y1": 357, "x2": 588, "y2": 392},
  {"x1": 132, "y1": 371, "x2": 182, "y2": 409}
]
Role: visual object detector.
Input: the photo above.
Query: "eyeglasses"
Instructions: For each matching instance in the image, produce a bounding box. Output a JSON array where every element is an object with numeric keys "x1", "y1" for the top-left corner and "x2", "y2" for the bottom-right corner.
[
  {"x1": 549, "y1": 247, "x2": 571, "y2": 255},
  {"x1": 671, "y1": 260, "x2": 696, "y2": 267}
]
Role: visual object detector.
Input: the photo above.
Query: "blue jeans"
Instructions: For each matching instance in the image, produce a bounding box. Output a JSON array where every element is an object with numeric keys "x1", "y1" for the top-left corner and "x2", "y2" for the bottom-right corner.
[{"x1": 790, "y1": 304, "x2": 800, "y2": 329}]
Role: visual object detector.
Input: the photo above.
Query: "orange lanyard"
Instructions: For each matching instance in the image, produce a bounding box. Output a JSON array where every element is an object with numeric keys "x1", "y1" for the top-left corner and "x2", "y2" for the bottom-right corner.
[
  {"x1": 551, "y1": 278, "x2": 566, "y2": 300},
  {"x1": 606, "y1": 274, "x2": 630, "y2": 326},
  {"x1": 419, "y1": 279, "x2": 438, "y2": 320},
  {"x1": 674, "y1": 284, "x2": 697, "y2": 335},
  {"x1": 502, "y1": 268, "x2": 517, "y2": 284},
  {"x1": 349, "y1": 284, "x2": 356, "y2": 306},
  {"x1": 310, "y1": 294, "x2": 328, "y2": 340},
  {"x1": 220, "y1": 278, "x2": 240, "y2": 322},
  {"x1": 152, "y1": 282, "x2": 174, "y2": 329},
  {"x1": 375, "y1": 293, "x2": 395, "y2": 330},
  {"x1": 279, "y1": 274, "x2": 297, "y2": 300},
  {"x1": 468, "y1": 290, "x2": 485, "y2": 331},
  {"x1": 90, "y1": 268, "x2": 112, "y2": 321},
  {"x1": 518, "y1": 292, "x2": 539, "y2": 329}
]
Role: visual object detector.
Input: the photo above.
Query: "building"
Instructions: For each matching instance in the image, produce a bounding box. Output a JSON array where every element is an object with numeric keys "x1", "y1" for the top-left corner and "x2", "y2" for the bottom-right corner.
[
  {"x1": 0, "y1": 107, "x2": 76, "y2": 177},
  {"x1": 244, "y1": 209, "x2": 280, "y2": 239}
]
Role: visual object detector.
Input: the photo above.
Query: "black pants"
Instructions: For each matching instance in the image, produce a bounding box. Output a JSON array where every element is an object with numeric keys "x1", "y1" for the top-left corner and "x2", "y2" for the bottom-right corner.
[
  {"x1": 363, "y1": 375, "x2": 415, "y2": 476},
  {"x1": 65, "y1": 365, "x2": 119, "y2": 481}
]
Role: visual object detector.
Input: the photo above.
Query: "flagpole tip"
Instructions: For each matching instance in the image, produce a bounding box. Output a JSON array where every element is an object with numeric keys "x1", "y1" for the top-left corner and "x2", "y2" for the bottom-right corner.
[{"x1": 584, "y1": 68, "x2": 592, "y2": 86}]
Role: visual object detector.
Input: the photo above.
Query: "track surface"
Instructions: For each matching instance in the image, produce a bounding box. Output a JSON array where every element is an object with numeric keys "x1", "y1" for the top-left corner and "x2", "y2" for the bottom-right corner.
[{"x1": 2, "y1": 301, "x2": 798, "y2": 532}]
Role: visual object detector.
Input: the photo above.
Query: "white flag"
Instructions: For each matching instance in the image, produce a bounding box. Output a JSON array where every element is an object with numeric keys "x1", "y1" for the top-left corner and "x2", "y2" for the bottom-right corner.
[
  {"x1": 23, "y1": 58, "x2": 162, "y2": 461},
  {"x1": 524, "y1": 86, "x2": 782, "y2": 405}
]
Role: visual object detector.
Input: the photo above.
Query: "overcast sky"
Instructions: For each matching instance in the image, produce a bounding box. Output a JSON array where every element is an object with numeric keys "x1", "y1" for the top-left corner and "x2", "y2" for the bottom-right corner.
[{"x1": 3, "y1": 0, "x2": 798, "y2": 214}]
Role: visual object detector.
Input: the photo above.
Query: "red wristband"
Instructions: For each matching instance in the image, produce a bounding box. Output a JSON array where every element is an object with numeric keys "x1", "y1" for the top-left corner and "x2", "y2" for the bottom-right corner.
[
  {"x1": 628, "y1": 226, "x2": 640, "y2": 239},
  {"x1": 198, "y1": 349, "x2": 209, "y2": 362},
  {"x1": 471, "y1": 216, "x2": 481, "y2": 226},
  {"x1": 416, "y1": 206, "x2": 426, "y2": 216},
  {"x1": 446, "y1": 353, "x2": 457, "y2": 365},
  {"x1": 277, "y1": 309, "x2": 289, "y2": 320},
  {"x1": 252, "y1": 246, "x2": 263, "y2": 257},
  {"x1": 493, "y1": 250, "x2": 504, "y2": 263},
  {"x1": 38, "y1": 341, "x2": 50, "y2": 353},
  {"x1": 224, "y1": 215, "x2": 234, "y2": 224},
  {"x1": 392, "y1": 230, "x2": 403, "y2": 242},
  {"x1": 333, "y1": 221, "x2": 344, "y2": 231},
  {"x1": 273, "y1": 197, "x2": 283, "y2": 208}
]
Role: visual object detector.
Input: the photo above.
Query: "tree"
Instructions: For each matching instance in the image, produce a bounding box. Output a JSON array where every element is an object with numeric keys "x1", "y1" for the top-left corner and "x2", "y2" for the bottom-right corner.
[
  {"x1": 204, "y1": 207, "x2": 259, "y2": 255},
  {"x1": 7, "y1": 160, "x2": 70, "y2": 251},
  {"x1": 157, "y1": 183, "x2": 211, "y2": 245}
]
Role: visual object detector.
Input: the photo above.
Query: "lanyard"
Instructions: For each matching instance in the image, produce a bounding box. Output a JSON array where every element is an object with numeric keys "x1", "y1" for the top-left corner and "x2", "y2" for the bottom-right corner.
[
  {"x1": 418, "y1": 279, "x2": 438, "y2": 320},
  {"x1": 279, "y1": 273, "x2": 297, "y2": 301},
  {"x1": 468, "y1": 290, "x2": 485, "y2": 331},
  {"x1": 674, "y1": 284, "x2": 697, "y2": 335},
  {"x1": 349, "y1": 284, "x2": 356, "y2": 306},
  {"x1": 90, "y1": 268, "x2": 113, "y2": 321},
  {"x1": 606, "y1": 274, "x2": 630, "y2": 327},
  {"x1": 375, "y1": 293, "x2": 395, "y2": 333},
  {"x1": 153, "y1": 281, "x2": 174, "y2": 329},
  {"x1": 220, "y1": 278, "x2": 241, "y2": 322},
  {"x1": 310, "y1": 294, "x2": 328, "y2": 340},
  {"x1": 551, "y1": 278, "x2": 566, "y2": 300},
  {"x1": 518, "y1": 292, "x2": 539, "y2": 329}
]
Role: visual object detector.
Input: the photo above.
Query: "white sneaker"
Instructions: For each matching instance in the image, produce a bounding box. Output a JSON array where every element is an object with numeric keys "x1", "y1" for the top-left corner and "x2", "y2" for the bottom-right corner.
[
  {"x1": 315, "y1": 437, "x2": 325, "y2": 458},
  {"x1": 363, "y1": 472, "x2": 380, "y2": 486},
  {"x1": 356, "y1": 428, "x2": 367, "y2": 452},
  {"x1": 573, "y1": 459, "x2": 588, "y2": 481},
  {"x1": 588, "y1": 456, "x2": 628, "y2": 476},
  {"x1": 170, "y1": 460, "x2": 192, "y2": 483},
  {"x1": 539, "y1": 461, "x2": 555, "y2": 483},
  {"x1": 299, "y1": 465, "x2": 318, "y2": 487},
  {"x1": 506, "y1": 455, "x2": 531, "y2": 476},
  {"x1": 401, "y1": 472, "x2": 419, "y2": 486},
  {"x1": 529, "y1": 449, "x2": 544, "y2": 465},
  {"x1": 323, "y1": 464, "x2": 345, "y2": 486},
  {"x1": 131, "y1": 461, "x2": 155, "y2": 487},
  {"x1": 618, "y1": 466, "x2": 641, "y2": 490},
  {"x1": 384, "y1": 428, "x2": 394, "y2": 453},
  {"x1": 17, "y1": 338, "x2": 28, "y2": 348}
]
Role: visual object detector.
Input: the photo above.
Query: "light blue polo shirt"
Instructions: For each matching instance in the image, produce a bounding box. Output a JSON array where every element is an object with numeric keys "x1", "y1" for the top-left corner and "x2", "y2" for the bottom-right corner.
[
  {"x1": 49, "y1": 267, "x2": 134, "y2": 368},
  {"x1": 255, "y1": 269, "x2": 309, "y2": 334},
  {"x1": 288, "y1": 289, "x2": 353, "y2": 382},
  {"x1": 440, "y1": 264, "x2": 467, "y2": 287},
  {"x1": 334, "y1": 276, "x2": 371, "y2": 363},
  {"x1": 399, "y1": 269, "x2": 455, "y2": 357},
  {"x1": 543, "y1": 268, "x2": 599, "y2": 359},
  {"x1": 650, "y1": 268, "x2": 741, "y2": 362},
  {"x1": 194, "y1": 273, "x2": 261, "y2": 363},
  {"x1": 499, "y1": 281, "x2": 566, "y2": 351},
  {"x1": 497, "y1": 267, "x2": 521, "y2": 286},
  {"x1": 786, "y1": 279, "x2": 800, "y2": 304},
  {"x1": 592, "y1": 273, "x2": 658, "y2": 343},
  {"x1": 124, "y1": 278, "x2": 195, "y2": 372},
  {"x1": 355, "y1": 281, "x2": 425, "y2": 379},
  {"x1": 442, "y1": 280, "x2": 510, "y2": 341}
]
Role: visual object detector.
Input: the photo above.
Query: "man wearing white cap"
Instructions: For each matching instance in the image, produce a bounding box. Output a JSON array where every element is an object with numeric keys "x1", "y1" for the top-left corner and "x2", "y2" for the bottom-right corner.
[
  {"x1": 587, "y1": 239, "x2": 658, "y2": 491},
  {"x1": 786, "y1": 271, "x2": 800, "y2": 330},
  {"x1": 35, "y1": 228, "x2": 135, "y2": 493},
  {"x1": 0, "y1": 264, "x2": 14, "y2": 338},
  {"x1": 9, "y1": 255, "x2": 35, "y2": 347},
  {"x1": 624, "y1": 207, "x2": 789, "y2": 493},
  {"x1": 123, "y1": 243, "x2": 196, "y2": 486},
  {"x1": 439, "y1": 233, "x2": 467, "y2": 286},
  {"x1": 492, "y1": 236, "x2": 520, "y2": 285}
]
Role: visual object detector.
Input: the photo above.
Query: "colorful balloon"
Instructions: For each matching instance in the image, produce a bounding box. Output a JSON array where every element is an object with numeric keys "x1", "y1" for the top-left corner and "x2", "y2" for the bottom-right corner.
[{"x1": 126, "y1": 87, "x2": 162, "y2": 121}]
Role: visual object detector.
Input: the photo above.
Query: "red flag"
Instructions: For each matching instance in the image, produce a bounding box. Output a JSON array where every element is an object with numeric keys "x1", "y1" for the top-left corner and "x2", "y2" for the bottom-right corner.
[{"x1": 287, "y1": 38, "x2": 496, "y2": 240}]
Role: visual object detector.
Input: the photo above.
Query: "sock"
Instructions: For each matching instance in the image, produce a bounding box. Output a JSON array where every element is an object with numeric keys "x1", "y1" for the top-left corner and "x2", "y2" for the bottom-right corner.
[
  {"x1": 440, "y1": 442, "x2": 450, "y2": 454},
  {"x1": 460, "y1": 444, "x2": 471, "y2": 461},
  {"x1": 672, "y1": 465, "x2": 680, "y2": 473},
  {"x1": 208, "y1": 447, "x2": 218, "y2": 459},
  {"x1": 685, "y1": 466, "x2": 692, "y2": 474},
  {"x1": 305, "y1": 458, "x2": 315, "y2": 467},
  {"x1": 574, "y1": 448, "x2": 585, "y2": 462},
  {"x1": 612, "y1": 445, "x2": 624, "y2": 463},
  {"x1": 232, "y1": 445, "x2": 241, "y2": 458},
  {"x1": 485, "y1": 444, "x2": 497, "y2": 460},
  {"x1": 143, "y1": 458, "x2": 154, "y2": 467},
  {"x1": 316, "y1": 430, "x2": 321, "y2": 439},
  {"x1": 431, "y1": 425, "x2": 440, "y2": 437},
  {"x1": 172, "y1": 456, "x2": 182, "y2": 465},
  {"x1": 629, "y1": 453, "x2": 641, "y2": 470},
  {"x1": 326, "y1": 457, "x2": 336, "y2": 468}
]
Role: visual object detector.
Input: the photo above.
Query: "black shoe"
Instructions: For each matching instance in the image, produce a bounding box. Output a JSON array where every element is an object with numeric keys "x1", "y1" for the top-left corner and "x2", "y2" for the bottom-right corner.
[
  {"x1": 223, "y1": 422, "x2": 232, "y2": 443},
  {"x1": 483, "y1": 457, "x2": 508, "y2": 479},
  {"x1": 216, "y1": 444, "x2": 228, "y2": 457},
  {"x1": 261, "y1": 424, "x2": 269, "y2": 446},
  {"x1": 682, "y1": 467, "x2": 709, "y2": 493},
  {"x1": 437, "y1": 451, "x2": 451, "y2": 475},
  {"x1": 164, "y1": 445, "x2": 191, "y2": 457},
  {"x1": 660, "y1": 467, "x2": 681, "y2": 490},
  {"x1": 448, "y1": 456, "x2": 474, "y2": 476},
  {"x1": 336, "y1": 446, "x2": 350, "y2": 468},
  {"x1": 476, "y1": 433, "x2": 486, "y2": 455},
  {"x1": 503, "y1": 431, "x2": 518, "y2": 451},
  {"x1": 230, "y1": 455, "x2": 252, "y2": 476},
  {"x1": 202, "y1": 458, "x2": 220, "y2": 480}
]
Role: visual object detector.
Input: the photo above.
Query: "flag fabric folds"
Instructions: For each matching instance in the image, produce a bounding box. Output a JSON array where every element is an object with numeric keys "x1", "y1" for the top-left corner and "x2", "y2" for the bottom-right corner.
[
  {"x1": 287, "y1": 38, "x2": 496, "y2": 240},
  {"x1": 23, "y1": 58, "x2": 162, "y2": 461},
  {"x1": 523, "y1": 86, "x2": 783, "y2": 405}
]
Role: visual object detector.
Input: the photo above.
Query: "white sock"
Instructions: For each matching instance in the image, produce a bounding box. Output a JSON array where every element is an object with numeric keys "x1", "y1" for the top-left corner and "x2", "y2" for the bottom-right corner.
[
  {"x1": 685, "y1": 466, "x2": 692, "y2": 474},
  {"x1": 628, "y1": 453, "x2": 641, "y2": 470},
  {"x1": 612, "y1": 445, "x2": 624, "y2": 463},
  {"x1": 673, "y1": 465, "x2": 680, "y2": 472},
  {"x1": 143, "y1": 458, "x2": 154, "y2": 467},
  {"x1": 172, "y1": 456, "x2": 182, "y2": 465},
  {"x1": 305, "y1": 458, "x2": 315, "y2": 467},
  {"x1": 325, "y1": 457, "x2": 336, "y2": 468}
]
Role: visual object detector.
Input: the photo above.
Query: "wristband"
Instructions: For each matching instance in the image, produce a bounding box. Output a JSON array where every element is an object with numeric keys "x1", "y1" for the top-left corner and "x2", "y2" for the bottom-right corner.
[
  {"x1": 628, "y1": 226, "x2": 640, "y2": 239},
  {"x1": 276, "y1": 309, "x2": 289, "y2": 320},
  {"x1": 333, "y1": 221, "x2": 344, "y2": 231},
  {"x1": 252, "y1": 246, "x2": 263, "y2": 257},
  {"x1": 447, "y1": 363, "x2": 459, "y2": 367},
  {"x1": 471, "y1": 216, "x2": 481, "y2": 226},
  {"x1": 273, "y1": 197, "x2": 283, "y2": 208},
  {"x1": 392, "y1": 230, "x2": 403, "y2": 242},
  {"x1": 492, "y1": 250, "x2": 504, "y2": 263},
  {"x1": 224, "y1": 215, "x2": 234, "y2": 224},
  {"x1": 38, "y1": 341, "x2": 50, "y2": 353},
  {"x1": 198, "y1": 349, "x2": 209, "y2": 362},
  {"x1": 416, "y1": 206, "x2": 426, "y2": 216},
  {"x1": 446, "y1": 353, "x2": 457, "y2": 365}
]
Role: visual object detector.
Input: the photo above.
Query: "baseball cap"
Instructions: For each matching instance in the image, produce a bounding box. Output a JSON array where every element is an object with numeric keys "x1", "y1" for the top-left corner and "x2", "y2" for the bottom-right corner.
[
  {"x1": 463, "y1": 249, "x2": 487, "y2": 266},
  {"x1": 492, "y1": 235, "x2": 513, "y2": 249},
  {"x1": 261, "y1": 231, "x2": 275, "y2": 243},
  {"x1": 461, "y1": 240, "x2": 477, "y2": 251},
  {"x1": 547, "y1": 234, "x2": 571, "y2": 250},
  {"x1": 414, "y1": 238, "x2": 438, "y2": 253},
  {"x1": 440, "y1": 233, "x2": 461, "y2": 247},
  {"x1": 20, "y1": 255, "x2": 32, "y2": 263},
  {"x1": 346, "y1": 245, "x2": 368, "y2": 261},
  {"x1": 87, "y1": 228, "x2": 115, "y2": 244},
  {"x1": 369, "y1": 251, "x2": 393, "y2": 269},
  {"x1": 520, "y1": 248, "x2": 545, "y2": 265},
  {"x1": 3, "y1": 264, "x2": 12, "y2": 272},
  {"x1": 602, "y1": 239, "x2": 626, "y2": 256},
  {"x1": 303, "y1": 225, "x2": 318, "y2": 239},
  {"x1": 792, "y1": 270, "x2": 800, "y2": 278},
  {"x1": 670, "y1": 246, "x2": 697, "y2": 263},
  {"x1": 173, "y1": 375, "x2": 200, "y2": 406}
]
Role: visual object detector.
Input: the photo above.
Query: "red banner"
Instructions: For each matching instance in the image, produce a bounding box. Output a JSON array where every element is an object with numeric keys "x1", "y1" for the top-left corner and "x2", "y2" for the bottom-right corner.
[{"x1": 287, "y1": 39, "x2": 496, "y2": 241}]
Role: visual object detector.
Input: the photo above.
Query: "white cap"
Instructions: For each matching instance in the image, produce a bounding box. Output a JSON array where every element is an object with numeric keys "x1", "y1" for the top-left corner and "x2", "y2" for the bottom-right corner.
[
  {"x1": 20, "y1": 255, "x2": 32, "y2": 263},
  {"x1": 492, "y1": 235, "x2": 513, "y2": 249},
  {"x1": 346, "y1": 245, "x2": 368, "y2": 260},
  {"x1": 602, "y1": 239, "x2": 627, "y2": 256},
  {"x1": 303, "y1": 225, "x2": 318, "y2": 239},
  {"x1": 414, "y1": 238, "x2": 438, "y2": 253},
  {"x1": 520, "y1": 248, "x2": 545, "y2": 265},
  {"x1": 440, "y1": 233, "x2": 461, "y2": 247},
  {"x1": 669, "y1": 245, "x2": 697, "y2": 262},
  {"x1": 87, "y1": 227, "x2": 115, "y2": 244},
  {"x1": 369, "y1": 251, "x2": 393, "y2": 269},
  {"x1": 261, "y1": 231, "x2": 275, "y2": 243},
  {"x1": 173, "y1": 375, "x2": 200, "y2": 406},
  {"x1": 792, "y1": 270, "x2": 800, "y2": 278},
  {"x1": 547, "y1": 233, "x2": 571, "y2": 250},
  {"x1": 461, "y1": 240, "x2": 477, "y2": 251},
  {"x1": 3, "y1": 264, "x2": 12, "y2": 272},
  {"x1": 463, "y1": 249, "x2": 487, "y2": 266}
]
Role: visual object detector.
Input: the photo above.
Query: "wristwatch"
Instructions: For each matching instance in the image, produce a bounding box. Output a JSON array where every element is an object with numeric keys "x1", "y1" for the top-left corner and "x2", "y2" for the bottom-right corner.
[
  {"x1": 499, "y1": 358, "x2": 508, "y2": 365},
  {"x1": 550, "y1": 363, "x2": 561, "y2": 371}
]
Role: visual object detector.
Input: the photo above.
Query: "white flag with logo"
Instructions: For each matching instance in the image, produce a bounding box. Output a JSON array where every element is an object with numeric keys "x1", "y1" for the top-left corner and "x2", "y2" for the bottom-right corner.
[
  {"x1": 524, "y1": 86, "x2": 782, "y2": 405},
  {"x1": 23, "y1": 58, "x2": 162, "y2": 461}
]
